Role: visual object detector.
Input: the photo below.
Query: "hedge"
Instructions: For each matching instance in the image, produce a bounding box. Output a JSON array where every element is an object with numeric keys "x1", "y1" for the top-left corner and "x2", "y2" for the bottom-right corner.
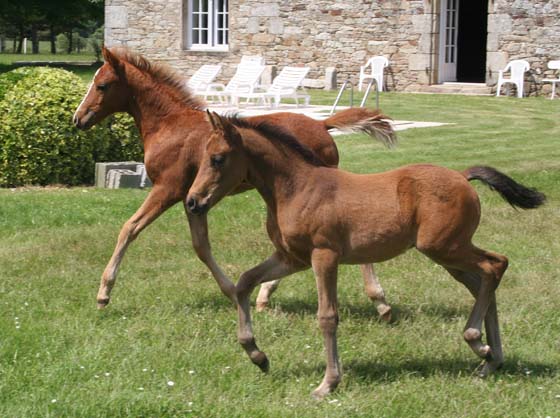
[{"x1": 0, "y1": 67, "x2": 143, "y2": 187}]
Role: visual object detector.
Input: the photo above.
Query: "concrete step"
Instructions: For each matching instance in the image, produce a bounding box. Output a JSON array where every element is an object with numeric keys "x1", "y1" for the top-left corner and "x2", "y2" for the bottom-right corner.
[{"x1": 415, "y1": 83, "x2": 494, "y2": 96}]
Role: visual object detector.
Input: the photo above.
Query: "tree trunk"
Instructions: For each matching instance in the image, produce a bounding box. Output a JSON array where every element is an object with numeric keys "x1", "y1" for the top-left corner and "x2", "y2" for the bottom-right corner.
[
  {"x1": 16, "y1": 25, "x2": 25, "y2": 54},
  {"x1": 0, "y1": 35, "x2": 5, "y2": 53},
  {"x1": 12, "y1": 37, "x2": 16, "y2": 53},
  {"x1": 31, "y1": 24, "x2": 39, "y2": 54},
  {"x1": 50, "y1": 25, "x2": 56, "y2": 54},
  {"x1": 67, "y1": 30, "x2": 73, "y2": 54}
]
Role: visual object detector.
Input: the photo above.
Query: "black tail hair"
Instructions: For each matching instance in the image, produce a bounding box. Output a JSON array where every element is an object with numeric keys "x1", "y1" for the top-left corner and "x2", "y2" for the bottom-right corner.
[{"x1": 463, "y1": 166, "x2": 546, "y2": 209}]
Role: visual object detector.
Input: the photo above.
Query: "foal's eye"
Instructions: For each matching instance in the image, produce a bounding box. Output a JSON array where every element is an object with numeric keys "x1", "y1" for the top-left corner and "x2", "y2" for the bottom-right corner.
[
  {"x1": 96, "y1": 84, "x2": 108, "y2": 92},
  {"x1": 210, "y1": 154, "x2": 225, "y2": 168}
]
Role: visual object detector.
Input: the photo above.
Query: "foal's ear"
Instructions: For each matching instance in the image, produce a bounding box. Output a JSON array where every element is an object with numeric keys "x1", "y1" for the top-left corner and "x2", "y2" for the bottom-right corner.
[
  {"x1": 213, "y1": 112, "x2": 241, "y2": 146},
  {"x1": 206, "y1": 110, "x2": 223, "y2": 133},
  {"x1": 102, "y1": 47, "x2": 122, "y2": 72}
]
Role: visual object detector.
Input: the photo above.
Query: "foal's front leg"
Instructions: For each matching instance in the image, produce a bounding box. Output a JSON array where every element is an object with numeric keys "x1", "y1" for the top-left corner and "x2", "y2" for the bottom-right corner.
[
  {"x1": 236, "y1": 252, "x2": 303, "y2": 372},
  {"x1": 97, "y1": 185, "x2": 180, "y2": 308},
  {"x1": 185, "y1": 209, "x2": 237, "y2": 303},
  {"x1": 311, "y1": 248, "x2": 341, "y2": 399}
]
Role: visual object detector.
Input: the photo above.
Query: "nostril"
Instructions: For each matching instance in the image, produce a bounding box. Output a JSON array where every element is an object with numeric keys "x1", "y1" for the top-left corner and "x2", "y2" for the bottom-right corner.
[{"x1": 186, "y1": 197, "x2": 197, "y2": 212}]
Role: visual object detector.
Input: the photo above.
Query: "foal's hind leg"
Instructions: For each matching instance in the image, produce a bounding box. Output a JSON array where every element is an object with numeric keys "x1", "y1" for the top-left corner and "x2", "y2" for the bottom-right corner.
[
  {"x1": 361, "y1": 264, "x2": 392, "y2": 322},
  {"x1": 432, "y1": 247, "x2": 508, "y2": 370},
  {"x1": 445, "y1": 268, "x2": 504, "y2": 376},
  {"x1": 96, "y1": 185, "x2": 181, "y2": 308}
]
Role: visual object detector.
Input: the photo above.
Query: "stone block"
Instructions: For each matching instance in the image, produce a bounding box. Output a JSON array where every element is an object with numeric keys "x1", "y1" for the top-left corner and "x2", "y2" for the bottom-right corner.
[
  {"x1": 106, "y1": 5, "x2": 128, "y2": 29},
  {"x1": 325, "y1": 67, "x2": 337, "y2": 90},
  {"x1": 95, "y1": 162, "x2": 152, "y2": 188},
  {"x1": 251, "y1": 4, "x2": 279, "y2": 17},
  {"x1": 261, "y1": 65, "x2": 277, "y2": 87},
  {"x1": 408, "y1": 53, "x2": 430, "y2": 71},
  {"x1": 106, "y1": 169, "x2": 142, "y2": 189},
  {"x1": 247, "y1": 17, "x2": 260, "y2": 34},
  {"x1": 269, "y1": 18, "x2": 284, "y2": 35}
]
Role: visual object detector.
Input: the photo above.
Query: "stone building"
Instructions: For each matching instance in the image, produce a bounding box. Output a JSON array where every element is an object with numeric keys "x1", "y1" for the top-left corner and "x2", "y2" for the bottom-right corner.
[{"x1": 105, "y1": 0, "x2": 560, "y2": 93}]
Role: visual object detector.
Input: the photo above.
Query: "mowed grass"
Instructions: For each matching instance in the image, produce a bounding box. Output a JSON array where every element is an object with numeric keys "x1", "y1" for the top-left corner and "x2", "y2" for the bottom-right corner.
[
  {"x1": 0, "y1": 52, "x2": 99, "y2": 82},
  {"x1": 1, "y1": 93, "x2": 559, "y2": 417}
]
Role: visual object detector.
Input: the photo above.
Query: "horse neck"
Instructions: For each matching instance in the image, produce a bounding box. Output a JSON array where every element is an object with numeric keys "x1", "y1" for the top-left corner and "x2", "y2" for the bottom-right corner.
[
  {"x1": 244, "y1": 136, "x2": 316, "y2": 209},
  {"x1": 123, "y1": 63, "x2": 187, "y2": 141}
]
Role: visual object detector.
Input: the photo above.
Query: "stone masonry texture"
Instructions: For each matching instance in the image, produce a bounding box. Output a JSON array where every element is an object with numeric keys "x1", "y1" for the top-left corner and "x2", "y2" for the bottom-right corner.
[{"x1": 105, "y1": 0, "x2": 560, "y2": 92}]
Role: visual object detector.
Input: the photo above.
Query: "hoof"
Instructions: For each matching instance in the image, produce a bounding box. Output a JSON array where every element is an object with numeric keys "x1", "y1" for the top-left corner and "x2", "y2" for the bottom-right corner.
[
  {"x1": 97, "y1": 298, "x2": 110, "y2": 309},
  {"x1": 477, "y1": 359, "x2": 503, "y2": 378},
  {"x1": 257, "y1": 356, "x2": 270, "y2": 373},
  {"x1": 377, "y1": 305, "x2": 392, "y2": 323},
  {"x1": 251, "y1": 352, "x2": 269, "y2": 373},
  {"x1": 311, "y1": 384, "x2": 335, "y2": 400},
  {"x1": 255, "y1": 302, "x2": 269, "y2": 313}
]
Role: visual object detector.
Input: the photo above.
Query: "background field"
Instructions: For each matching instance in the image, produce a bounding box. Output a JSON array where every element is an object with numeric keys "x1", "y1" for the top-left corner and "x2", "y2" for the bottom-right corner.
[{"x1": 0, "y1": 92, "x2": 559, "y2": 417}]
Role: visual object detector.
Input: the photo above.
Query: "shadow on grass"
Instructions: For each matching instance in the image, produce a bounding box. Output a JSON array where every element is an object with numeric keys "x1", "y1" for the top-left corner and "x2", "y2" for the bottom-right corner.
[
  {"x1": 260, "y1": 297, "x2": 470, "y2": 324},
  {"x1": 270, "y1": 355, "x2": 558, "y2": 384}
]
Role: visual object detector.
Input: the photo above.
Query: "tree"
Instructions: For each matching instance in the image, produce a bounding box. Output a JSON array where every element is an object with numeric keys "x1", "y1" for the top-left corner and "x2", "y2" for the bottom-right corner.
[{"x1": 0, "y1": 0, "x2": 104, "y2": 54}]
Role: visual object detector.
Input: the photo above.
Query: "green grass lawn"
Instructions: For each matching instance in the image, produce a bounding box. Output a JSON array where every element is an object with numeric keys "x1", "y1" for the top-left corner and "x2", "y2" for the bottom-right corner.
[
  {"x1": 0, "y1": 93, "x2": 559, "y2": 417},
  {"x1": 0, "y1": 52, "x2": 99, "y2": 82}
]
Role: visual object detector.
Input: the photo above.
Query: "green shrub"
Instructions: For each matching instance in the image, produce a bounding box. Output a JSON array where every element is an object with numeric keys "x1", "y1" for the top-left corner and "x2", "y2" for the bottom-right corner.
[
  {"x1": 0, "y1": 67, "x2": 35, "y2": 101},
  {"x1": 0, "y1": 67, "x2": 143, "y2": 187}
]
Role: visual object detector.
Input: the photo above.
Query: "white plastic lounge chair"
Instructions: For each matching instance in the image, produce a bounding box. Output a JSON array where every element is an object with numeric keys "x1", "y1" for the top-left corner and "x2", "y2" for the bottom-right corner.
[
  {"x1": 358, "y1": 56, "x2": 389, "y2": 92},
  {"x1": 205, "y1": 64, "x2": 266, "y2": 105},
  {"x1": 233, "y1": 66, "x2": 310, "y2": 108},
  {"x1": 542, "y1": 60, "x2": 560, "y2": 100},
  {"x1": 187, "y1": 64, "x2": 222, "y2": 98},
  {"x1": 496, "y1": 59, "x2": 530, "y2": 98}
]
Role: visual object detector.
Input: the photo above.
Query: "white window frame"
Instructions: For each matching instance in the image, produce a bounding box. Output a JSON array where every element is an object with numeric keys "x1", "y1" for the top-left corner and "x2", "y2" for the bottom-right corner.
[{"x1": 186, "y1": 0, "x2": 229, "y2": 52}]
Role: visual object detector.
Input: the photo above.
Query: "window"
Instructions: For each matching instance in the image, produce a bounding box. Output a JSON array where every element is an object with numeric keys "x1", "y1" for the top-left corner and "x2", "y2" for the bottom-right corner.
[{"x1": 186, "y1": 0, "x2": 229, "y2": 51}]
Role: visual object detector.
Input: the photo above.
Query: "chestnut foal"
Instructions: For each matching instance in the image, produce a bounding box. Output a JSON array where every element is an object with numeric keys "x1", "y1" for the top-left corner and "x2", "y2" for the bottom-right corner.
[
  {"x1": 187, "y1": 112, "x2": 545, "y2": 399},
  {"x1": 73, "y1": 47, "x2": 395, "y2": 318}
]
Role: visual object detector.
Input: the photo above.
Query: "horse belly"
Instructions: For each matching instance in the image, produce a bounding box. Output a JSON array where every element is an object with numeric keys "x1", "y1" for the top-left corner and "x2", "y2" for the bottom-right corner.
[{"x1": 341, "y1": 228, "x2": 414, "y2": 264}]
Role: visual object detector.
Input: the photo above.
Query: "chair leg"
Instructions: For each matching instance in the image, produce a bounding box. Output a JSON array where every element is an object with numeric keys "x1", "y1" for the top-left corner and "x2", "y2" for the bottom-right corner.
[{"x1": 516, "y1": 82, "x2": 523, "y2": 98}]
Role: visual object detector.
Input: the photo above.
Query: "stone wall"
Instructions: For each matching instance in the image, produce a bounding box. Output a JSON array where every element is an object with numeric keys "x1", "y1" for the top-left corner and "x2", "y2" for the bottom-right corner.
[
  {"x1": 105, "y1": 0, "x2": 560, "y2": 92},
  {"x1": 489, "y1": 0, "x2": 560, "y2": 94}
]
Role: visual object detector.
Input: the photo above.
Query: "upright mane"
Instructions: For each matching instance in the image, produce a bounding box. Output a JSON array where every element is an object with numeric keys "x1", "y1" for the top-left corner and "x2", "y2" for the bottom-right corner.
[
  {"x1": 225, "y1": 115, "x2": 329, "y2": 167},
  {"x1": 110, "y1": 47, "x2": 206, "y2": 111}
]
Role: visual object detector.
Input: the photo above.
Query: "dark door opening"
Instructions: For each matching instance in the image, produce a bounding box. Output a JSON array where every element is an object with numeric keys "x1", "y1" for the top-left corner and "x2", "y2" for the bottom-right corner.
[{"x1": 457, "y1": 0, "x2": 488, "y2": 82}]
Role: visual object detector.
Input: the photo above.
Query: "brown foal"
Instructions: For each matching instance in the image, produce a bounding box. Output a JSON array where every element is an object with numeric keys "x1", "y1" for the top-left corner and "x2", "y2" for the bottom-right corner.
[
  {"x1": 187, "y1": 112, "x2": 545, "y2": 399},
  {"x1": 73, "y1": 47, "x2": 395, "y2": 317}
]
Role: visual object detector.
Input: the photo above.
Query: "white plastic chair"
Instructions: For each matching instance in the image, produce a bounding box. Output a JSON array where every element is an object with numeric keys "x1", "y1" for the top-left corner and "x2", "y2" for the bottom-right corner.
[
  {"x1": 205, "y1": 64, "x2": 266, "y2": 105},
  {"x1": 233, "y1": 66, "x2": 310, "y2": 108},
  {"x1": 496, "y1": 60, "x2": 530, "y2": 98},
  {"x1": 542, "y1": 60, "x2": 560, "y2": 100},
  {"x1": 358, "y1": 56, "x2": 389, "y2": 92},
  {"x1": 187, "y1": 64, "x2": 222, "y2": 97}
]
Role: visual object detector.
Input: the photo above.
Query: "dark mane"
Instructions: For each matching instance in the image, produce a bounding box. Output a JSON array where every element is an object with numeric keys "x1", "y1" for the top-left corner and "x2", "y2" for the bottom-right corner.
[
  {"x1": 110, "y1": 47, "x2": 206, "y2": 111},
  {"x1": 225, "y1": 115, "x2": 329, "y2": 167}
]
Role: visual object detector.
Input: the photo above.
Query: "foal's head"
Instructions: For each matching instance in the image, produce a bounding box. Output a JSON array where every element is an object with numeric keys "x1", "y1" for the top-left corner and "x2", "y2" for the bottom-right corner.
[
  {"x1": 73, "y1": 47, "x2": 132, "y2": 130},
  {"x1": 187, "y1": 112, "x2": 248, "y2": 215}
]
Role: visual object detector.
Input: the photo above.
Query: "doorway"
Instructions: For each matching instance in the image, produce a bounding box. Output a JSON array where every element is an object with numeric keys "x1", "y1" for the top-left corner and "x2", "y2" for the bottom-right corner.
[{"x1": 438, "y1": 0, "x2": 488, "y2": 83}]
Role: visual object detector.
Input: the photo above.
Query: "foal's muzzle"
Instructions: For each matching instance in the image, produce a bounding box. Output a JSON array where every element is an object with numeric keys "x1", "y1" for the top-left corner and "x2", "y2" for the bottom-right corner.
[
  {"x1": 73, "y1": 109, "x2": 96, "y2": 130},
  {"x1": 186, "y1": 196, "x2": 208, "y2": 215}
]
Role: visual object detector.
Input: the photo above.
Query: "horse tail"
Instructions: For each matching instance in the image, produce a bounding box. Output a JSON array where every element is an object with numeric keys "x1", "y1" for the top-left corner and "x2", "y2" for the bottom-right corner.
[
  {"x1": 463, "y1": 166, "x2": 546, "y2": 209},
  {"x1": 323, "y1": 108, "x2": 397, "y2": 148}
]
